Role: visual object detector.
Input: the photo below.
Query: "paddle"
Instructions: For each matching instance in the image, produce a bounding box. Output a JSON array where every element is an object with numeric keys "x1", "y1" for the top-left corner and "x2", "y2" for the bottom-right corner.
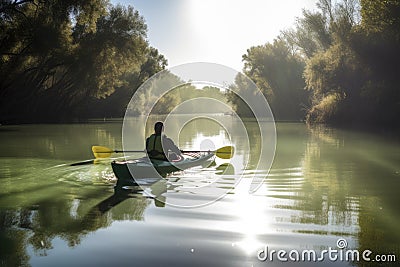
[
  {"x1": 181, "y1": 146, "x2": 234, "y2": 159},
  {"x1": 92, "y1": 145, "x2": 234, "y2": 159}
]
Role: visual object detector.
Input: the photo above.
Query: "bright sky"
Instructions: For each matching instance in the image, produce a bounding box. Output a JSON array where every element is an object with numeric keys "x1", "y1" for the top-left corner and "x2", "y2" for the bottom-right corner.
[{"x1": 111, "y1": 0, "x2": 318, "y2": 71}]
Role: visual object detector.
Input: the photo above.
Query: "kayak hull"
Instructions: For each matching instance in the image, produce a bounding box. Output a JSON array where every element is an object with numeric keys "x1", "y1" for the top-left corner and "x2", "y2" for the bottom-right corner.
[{"x1": 112, "y1": 153, "x2": 214, "y2": 186}]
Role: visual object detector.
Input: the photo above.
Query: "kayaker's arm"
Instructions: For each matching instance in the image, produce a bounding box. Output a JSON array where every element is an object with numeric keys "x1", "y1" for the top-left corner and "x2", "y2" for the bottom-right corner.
[
  {"x1": 145, "y1": 137, "x2": 150, "y2": 152},
  {"x1": 163, "y1": 136, "x2": 182, "y2": 155}
]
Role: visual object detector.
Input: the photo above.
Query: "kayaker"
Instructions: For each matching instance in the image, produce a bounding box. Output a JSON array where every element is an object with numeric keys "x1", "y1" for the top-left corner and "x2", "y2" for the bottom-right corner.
[{"x1": 146, "y1": 121, "x2": 182, "y2": 161}]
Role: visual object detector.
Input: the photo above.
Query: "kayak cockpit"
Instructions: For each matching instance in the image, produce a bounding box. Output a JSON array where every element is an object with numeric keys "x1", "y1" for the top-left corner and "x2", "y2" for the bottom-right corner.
[{"x1": 112, "y1": 152, "x2": 215, "y2": 186}]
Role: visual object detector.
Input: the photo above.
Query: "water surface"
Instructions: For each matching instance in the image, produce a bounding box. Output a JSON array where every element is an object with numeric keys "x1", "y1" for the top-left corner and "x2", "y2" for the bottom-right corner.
[{"x1": 0, "y1": 119, "x2": 399, "y2": 266}]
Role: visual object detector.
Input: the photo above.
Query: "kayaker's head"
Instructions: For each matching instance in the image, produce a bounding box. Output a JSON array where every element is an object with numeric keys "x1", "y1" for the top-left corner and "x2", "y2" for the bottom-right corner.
[{"x1": 154, "y1": 121, "x2": 164, "y2": 135}]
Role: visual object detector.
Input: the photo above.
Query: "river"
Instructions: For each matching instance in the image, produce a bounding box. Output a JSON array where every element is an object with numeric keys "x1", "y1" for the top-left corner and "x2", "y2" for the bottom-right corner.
[{"x1": 0, "y1": 118, "x2": 399, "y2": 266}]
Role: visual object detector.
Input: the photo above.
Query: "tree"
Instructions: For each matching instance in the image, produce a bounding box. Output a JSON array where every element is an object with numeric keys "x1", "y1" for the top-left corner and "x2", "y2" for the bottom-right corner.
[
  {"x1": 72, "y1": 5, "x2": 148, "y2": 99},
  {"x1": 237, "y1": 0, "x2": 399, "y2": 128},
  {"x1": 0, "y1": 1, "x2": 165, "y2": 123},
  {"x1": 303, "y1": 0, "x2": 400, "y2": 127},
  {"x1": 360, "y1": 0, "x2": 400, "y2": 34},
  {"x1": 350, "y1": 0, "x2": 400, "y2": 126},
  {"x1": 83, "y1": 46, "x2": 168, "y2": 118},
  {"x1": 238, "y1": 38, "x2": 308, "y2": 120},
  {"x1": 0, "y1": 0, "x2": 108, "y2": 122},
  {"x1": 226, "y1": 73, "x2": 257, "y2": 118},
  {"x1": 282, "y1": 0, "x2": 360, "y2": 59}
]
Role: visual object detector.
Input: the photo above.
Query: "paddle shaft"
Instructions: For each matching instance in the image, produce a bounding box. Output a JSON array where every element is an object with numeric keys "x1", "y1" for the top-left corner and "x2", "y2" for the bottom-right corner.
[
  {"x1": 117, "y1": 150, "x2": 133, "y2": 153},
  {"x1": 97, "y1": 150, "x2": 144, "y2": 153},
  {"x1": 95, "y1": 150, "x2": 222, "y2": 154},
  {"x1": 92, "y1": 145, "x2": 233, "y2": 159},
  {"x1": 181, "y1": 150, "x2": 228, "y2": 154}
]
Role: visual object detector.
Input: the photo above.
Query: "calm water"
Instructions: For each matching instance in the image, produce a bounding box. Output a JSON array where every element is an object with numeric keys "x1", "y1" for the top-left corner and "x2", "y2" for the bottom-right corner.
[{"x1": 0, "y1": 119, "x2": 399, "y2": 267}]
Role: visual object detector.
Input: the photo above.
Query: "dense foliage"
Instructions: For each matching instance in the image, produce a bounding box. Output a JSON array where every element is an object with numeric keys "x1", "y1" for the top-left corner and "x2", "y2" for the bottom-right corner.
[
  {"x1": 240, "y1": 39, "x2": 309, "y2": 120},
  {"x1": 233, "y1": 0, "x2": 400, "y2": 128},
  {"x1": 302, "y1": 0, "x2": 400, "y2": 127},
  {"x1": 1, "y1": 0, "x2": 399, "y2": 128},
  {"x1": 0, "y1": 0, "x2": 166, "y2": 123}
]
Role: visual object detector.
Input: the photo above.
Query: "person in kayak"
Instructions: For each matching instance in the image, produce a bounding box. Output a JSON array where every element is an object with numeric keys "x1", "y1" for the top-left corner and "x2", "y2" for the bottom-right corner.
[{"x1": 146, "y1": 121, "x2": 182, "y2": 161}]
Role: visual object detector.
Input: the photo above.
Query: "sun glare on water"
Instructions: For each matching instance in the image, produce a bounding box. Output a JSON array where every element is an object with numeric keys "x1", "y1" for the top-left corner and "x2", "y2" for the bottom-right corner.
[{"x1": 231, "y1": 179, "x2": 272, "y2": 255}]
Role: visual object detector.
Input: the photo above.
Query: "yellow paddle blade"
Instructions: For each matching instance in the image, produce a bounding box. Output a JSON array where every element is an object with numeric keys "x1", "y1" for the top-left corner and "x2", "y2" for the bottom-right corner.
[
  {"x1": 215, "y1": 146, "x2": 234, "y2": 159},
  {"x1": 92, "y1": 146, "x2": 114, "y2": 159}
]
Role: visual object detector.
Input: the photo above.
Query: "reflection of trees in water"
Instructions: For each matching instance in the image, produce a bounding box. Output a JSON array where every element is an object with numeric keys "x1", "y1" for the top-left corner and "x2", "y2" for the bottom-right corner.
[
  {"x1": 241, "y1": 120, "x2": 262, "y2": 169},
  {"x1": 298, "y1": 125, "x2": 357, "y2": 229},
  {"x1": 290, "y1": 124, "x2": 400, "y2": 259},
  {"x1": 1, "y1": 124, "x2": 123, "y2": 161},
  {"x1": 0, "y1": 188, "x2": 153, "y2": 266},
  {"x1": 0, "y1": 211, "x2": 31, "y2": 266}
]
